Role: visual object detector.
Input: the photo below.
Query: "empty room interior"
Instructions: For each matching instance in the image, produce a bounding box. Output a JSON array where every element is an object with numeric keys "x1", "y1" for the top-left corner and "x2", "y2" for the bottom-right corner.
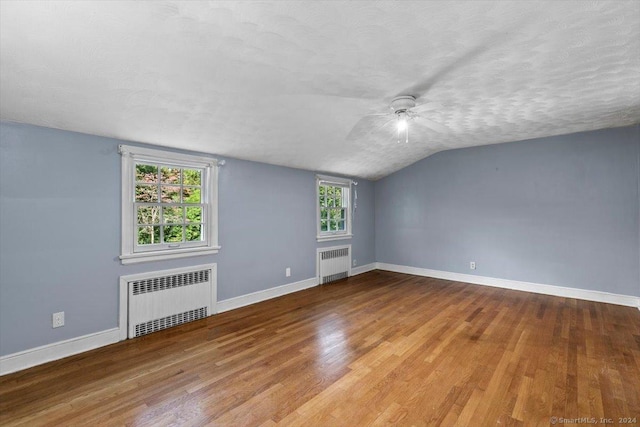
[{"x1": 1, "y1": 1, "x2": 639, "y2": 426}]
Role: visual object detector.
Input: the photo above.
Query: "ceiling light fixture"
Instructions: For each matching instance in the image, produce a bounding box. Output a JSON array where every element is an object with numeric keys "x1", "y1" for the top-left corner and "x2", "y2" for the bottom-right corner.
[
  {"x1": 391, "y1": 96, "x2": 417, "y2": 144},
  {"x1": 397, "y1": 110, "x2": 409, "y2": 143},
  {"x1": 347, "y1": 95, "x2": 446, "y2": 145}
]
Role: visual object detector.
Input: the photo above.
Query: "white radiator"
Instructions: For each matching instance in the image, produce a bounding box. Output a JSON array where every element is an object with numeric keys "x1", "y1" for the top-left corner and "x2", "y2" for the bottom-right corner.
[
  {"x1": 317, "y1": 245, "x2": 351, "y2": 284},
  {"x1": 120, "y1": 264, "x2": 216, "y2": 338}
]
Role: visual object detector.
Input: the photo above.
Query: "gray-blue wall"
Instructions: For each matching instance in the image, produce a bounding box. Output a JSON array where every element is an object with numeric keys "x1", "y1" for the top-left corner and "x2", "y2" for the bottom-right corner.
[
  {"x1": 0, "y1": 122, "x2": 375, "y2": 356},
  {"x1": 375, "y1": 125, "x2": 640, "y2": 297}
]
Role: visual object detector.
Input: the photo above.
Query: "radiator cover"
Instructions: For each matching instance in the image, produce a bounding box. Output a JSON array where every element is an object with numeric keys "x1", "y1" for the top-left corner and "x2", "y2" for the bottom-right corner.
[
  {"x1": 317, "y1": 245, "x2": 351, "y2": 284},
  {"x1": 120, "y1": 264, "x2": 216, "y2": 338}
]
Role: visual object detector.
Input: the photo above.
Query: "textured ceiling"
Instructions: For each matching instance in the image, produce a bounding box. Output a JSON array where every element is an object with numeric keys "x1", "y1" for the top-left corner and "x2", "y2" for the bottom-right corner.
[{"x1": 1, "y1": 1, "x2": 639, "y2": 179}]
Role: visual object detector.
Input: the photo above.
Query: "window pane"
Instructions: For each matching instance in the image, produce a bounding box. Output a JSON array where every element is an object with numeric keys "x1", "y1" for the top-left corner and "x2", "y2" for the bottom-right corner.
[
  {"x1": 329, "y1": 220, "x2": 338, "y2": 231},
  {"x1": 186, "y1": 206, "x2": 202, "y2": 223},
  {"x1": 136, "y1": 164, "x2": 157, "y2": 183},
  {"x1": 327, "y1": 196, "x2": 335, "y2": 207},
  {"x1": 161, "y1": 186, "x2": 180, "y2": 203},
  {"x1": 138, "y1": 226, "x2": 160, "y2": 245},
  {"x1": 320, "y1": 209, "x2": 328, "y2": 220},
  {"x1": 337, "y1": 220, "x2": 345, "y2": 230},
  {"x1": 161, "y1": 167, "x2": 181, "y2": 184},
  {"x1": 163, "y1": 206, "x2": 183, "y2": 224},
  {"x1": 186, "y1": 224, "x2": 202, "y2": 241},
  {"x1": 163, "y1": 225, "x2": 183, "y2": 243},
  {"x1": 183, "y1": 169, "x2": 201, "y2": 186},
  {"x1": 330, "y1": 209, "x2": 342, "y2": 221},
  {"x1": 320, "y1": 219, "x2": 328, "y2": 231},
  {"x1": 319, "y1": 186, "x2": 327, "y2": 207},
  {"x1": 137, "y1": 206, "x2": 159, "y2": 224},
  {"x1": 182, "y1": 187, "x2": 201, "y2": 203},
  {"x1": 341, "y1": 209, "x2": 346, "y2": 220},
  {"x1": 136, "y1": 184, "x2": 158, "y2": 202}
]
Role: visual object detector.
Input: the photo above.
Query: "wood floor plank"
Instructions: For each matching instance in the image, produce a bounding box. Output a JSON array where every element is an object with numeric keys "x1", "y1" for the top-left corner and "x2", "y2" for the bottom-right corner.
[{"x1": 1, "y1": 271, "x2": 639, "y2": 426}]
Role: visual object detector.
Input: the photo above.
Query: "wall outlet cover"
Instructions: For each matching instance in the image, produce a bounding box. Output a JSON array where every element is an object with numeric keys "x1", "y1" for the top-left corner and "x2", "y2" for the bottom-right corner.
[{"x1": 52, "y1": 311, "x2": 65, "y2": 328}]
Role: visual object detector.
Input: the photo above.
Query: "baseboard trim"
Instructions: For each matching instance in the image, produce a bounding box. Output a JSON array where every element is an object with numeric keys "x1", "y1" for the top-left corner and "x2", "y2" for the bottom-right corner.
[
  {"x1": 375, "y1": 263, "x2": 640, "y2": 309},
  {"x1": 0, "y1": 327, "x2": 120, "y2": 376},
  {"x1": 216, "y1": 277, "x2": 318, "y2": 313},
  {"x1": 351, "y1": 263, "x2": 376, "y2": 276}
]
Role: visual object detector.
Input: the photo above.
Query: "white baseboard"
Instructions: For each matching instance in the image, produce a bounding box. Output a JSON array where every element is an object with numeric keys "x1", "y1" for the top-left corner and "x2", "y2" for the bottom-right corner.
[
  {"x1": 216, "y1": 277, "x2": 318, "y2": 313},
  {"x1": 0, "y1": 328, "x2": 120, "y2": 376},
  {"x1": 375, "y1": 263, "x2": 640, "y2": 309},
  {"x1": 351, "y1": 263, "x2": 376, "y2": 276}
]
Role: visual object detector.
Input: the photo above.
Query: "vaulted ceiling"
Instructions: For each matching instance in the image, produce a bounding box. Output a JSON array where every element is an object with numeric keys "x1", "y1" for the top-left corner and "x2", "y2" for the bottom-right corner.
[{"x1": 1, "y1": 1, "x2": 639, "y2": 179}]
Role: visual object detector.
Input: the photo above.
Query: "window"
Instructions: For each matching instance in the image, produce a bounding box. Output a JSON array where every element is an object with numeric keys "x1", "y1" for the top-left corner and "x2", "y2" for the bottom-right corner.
[
  {"x1": 119, "y1": 145, "x2": 220, "y2": 264},
  {"x1": 317, "y1": 175, "x2": 352, "y2": 242}
]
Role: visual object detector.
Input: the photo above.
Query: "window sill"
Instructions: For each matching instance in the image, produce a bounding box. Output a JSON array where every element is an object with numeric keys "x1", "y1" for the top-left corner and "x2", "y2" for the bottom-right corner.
[
  {"x1": 316, "y1": 234, "x2": 352, "y2": 243},
  {"x1": 120, "y1": 246, "x2": 221, "y2": 265}
]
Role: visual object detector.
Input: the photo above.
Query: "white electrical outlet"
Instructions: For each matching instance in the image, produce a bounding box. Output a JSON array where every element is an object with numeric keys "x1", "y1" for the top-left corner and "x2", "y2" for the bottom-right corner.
[
  {"x1": 52, "y1": 311, "x2": 65, "y2": 328},
  {"x1": 353, "y1": 259, "x2": 357, "y2": 267},
  {"x1": 470, "y1": 261, "x2": 476, "y2": 270},
  {"x1": 285, "y1": 267, "x2": 291, "y2": 277}
]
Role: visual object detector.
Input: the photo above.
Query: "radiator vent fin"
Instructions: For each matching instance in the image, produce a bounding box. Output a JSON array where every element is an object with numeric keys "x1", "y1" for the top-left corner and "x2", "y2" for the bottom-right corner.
[
  {"x1": 134, "y1": 307, "x2": 207, "y2": 337},
  {"x1": 132, "y1": 270, "x2": 209, "y2": 295},
  {"x1": 321, "y1": 248, "x2": 349, "y2": 260},
  {"x1": 322, "y1": 272, "x2": 348, "y2": 284}
]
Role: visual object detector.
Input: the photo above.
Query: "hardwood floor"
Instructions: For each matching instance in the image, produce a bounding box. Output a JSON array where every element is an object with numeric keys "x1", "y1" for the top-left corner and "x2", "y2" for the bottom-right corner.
[{"x1": 1, "y1": 271, "x2": 639, "y2": 426}]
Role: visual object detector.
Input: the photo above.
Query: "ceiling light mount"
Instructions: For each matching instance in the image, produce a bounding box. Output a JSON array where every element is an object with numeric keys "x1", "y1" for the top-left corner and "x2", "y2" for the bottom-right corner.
[{"x1": 390, "y1": 95, "x2": 416, "y2": 113}]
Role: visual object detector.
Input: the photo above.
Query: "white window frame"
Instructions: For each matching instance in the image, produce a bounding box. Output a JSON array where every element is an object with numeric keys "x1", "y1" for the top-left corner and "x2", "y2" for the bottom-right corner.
[
  {"x1": 119, "y1": 144, "x2": 220, "y2": 264},
  {"x1": 316, "y1": 174, "x2": 353, "y2": 242}
]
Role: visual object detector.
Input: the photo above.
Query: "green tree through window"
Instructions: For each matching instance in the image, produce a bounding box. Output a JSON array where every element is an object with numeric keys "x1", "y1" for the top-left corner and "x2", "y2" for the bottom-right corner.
[
  {"x1": 135, "y1": 163, "x2": 204, "y2": 246},
  {"x1": 319, "y1": 185, "x2": 347, "y2": 232}
]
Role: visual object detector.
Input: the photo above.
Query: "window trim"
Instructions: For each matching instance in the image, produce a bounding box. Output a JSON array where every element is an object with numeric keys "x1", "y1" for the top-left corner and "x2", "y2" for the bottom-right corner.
[
  {"x1": 119, "y1": 144, "x2": 220, "y2": 264},
  {"x1": 316, "y1": 174, "x2": 353, "y2": 242}
]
